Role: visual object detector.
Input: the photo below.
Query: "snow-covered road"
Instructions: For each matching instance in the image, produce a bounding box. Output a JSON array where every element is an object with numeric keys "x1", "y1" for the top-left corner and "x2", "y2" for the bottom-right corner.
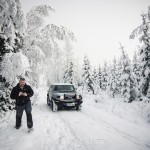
[{"x1": 0, "y1": 88, "x2": 150, "y2": 150}]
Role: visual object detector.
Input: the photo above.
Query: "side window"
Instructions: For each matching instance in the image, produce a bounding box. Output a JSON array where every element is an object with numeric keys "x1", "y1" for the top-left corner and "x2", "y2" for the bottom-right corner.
[
  {"x1": 53, "y1": 85, "x2": 59, "y2": 91},
  {"x1": 51, "y1": 85, "x2": 54, "y2": 91},
  {"x1": 48, "y1": 85, "x2": 52, "y2": 93},
  {"x1": 53, "y1": 85, "x2": 56, "y2": 91}
]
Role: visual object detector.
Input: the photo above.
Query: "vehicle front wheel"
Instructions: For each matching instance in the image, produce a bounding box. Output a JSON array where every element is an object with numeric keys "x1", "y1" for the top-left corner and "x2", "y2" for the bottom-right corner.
[
  {"x1": 76, "y1": 105, "x2": 81, "y2": 111},
  {"x1": 52, "y1": 100, "x2": 58, "y2": 112},
  {"x1": 47, "y1": 95, "x2": 50, "y2": 106}
]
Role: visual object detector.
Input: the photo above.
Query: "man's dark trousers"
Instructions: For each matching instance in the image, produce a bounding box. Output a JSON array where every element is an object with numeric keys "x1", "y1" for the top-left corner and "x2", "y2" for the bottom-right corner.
[{"x1": 16, "y1": 100, "x2": 33, "y2": 128}]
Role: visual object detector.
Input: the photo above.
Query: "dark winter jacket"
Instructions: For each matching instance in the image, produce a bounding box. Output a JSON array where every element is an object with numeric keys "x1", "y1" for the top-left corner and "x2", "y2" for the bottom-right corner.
[{"x1": 10, "y1": 83, "x2": 34, "y2": 106}]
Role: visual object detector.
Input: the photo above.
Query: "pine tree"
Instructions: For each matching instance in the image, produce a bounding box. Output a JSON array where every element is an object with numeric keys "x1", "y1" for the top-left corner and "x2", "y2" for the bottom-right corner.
[
  {"x1": 138, "y1": 13, "x2": 150, "y2": 99},
  {"x1": 130, "y1": 9, "x2": 150, "y2": 100},
  {"x1": 13, "y1": 31, "x2": 24, "y2": 53},
  {"x1": 93, "y1": 67, "x2": 98, "y2": 80},
  {"x1": 92, "y1": 66, "x2": 100, "y2": 94},
  {"x1": 101, "y1": 60, "x2": 108, "y2": 91},
  {"x1": 106, "y1": 61, "x2": 112, "y2": 92},
  {"x1": 63, "y1": 61, "x2": 74, "y2": 84},
  {"x1": 73, "y1": 58, "x2": 81, "y2": 87},
  {"x1": 82, "y1": 55, "x2": 95, "y2": 94},
  {"x1": 97, "y1": 64, "x2": 102, "y2": 89},
  {"x1": 131, "y1": 51, "x2": 140, "y2": 99},
  {"x1": 116, "y1": 58, "x2": 122, "y2": 94},
  {"x1": 0, "y1": 0, "x2": 26, "y2": 114},
  {"x1": 119, "y1": 44, "x2": 134, "y2": 102},
  {"x1": 110, "y1": 57, "x2": 118, "y2": 97}
]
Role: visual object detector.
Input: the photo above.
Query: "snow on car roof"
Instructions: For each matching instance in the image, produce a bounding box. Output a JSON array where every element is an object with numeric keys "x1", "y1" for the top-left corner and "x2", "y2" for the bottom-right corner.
[{"x1": 52, "y1": 83, "x2": 73, "y2": 85}]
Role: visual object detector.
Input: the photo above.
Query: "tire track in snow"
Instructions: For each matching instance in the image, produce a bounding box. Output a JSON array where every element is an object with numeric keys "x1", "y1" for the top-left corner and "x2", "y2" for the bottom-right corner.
[
  {"x1": 81, "y1": 102, "x2": 150, "y2": 150},
  {"x1": 56, "y1": 109, "x2": 110, "y2": 150},
  {"x1": 1, "y1": 87, "x2": 149, "y2": 150},
  {"x1": 34, "y1": 88, "x2": 81, "y2": 150}
]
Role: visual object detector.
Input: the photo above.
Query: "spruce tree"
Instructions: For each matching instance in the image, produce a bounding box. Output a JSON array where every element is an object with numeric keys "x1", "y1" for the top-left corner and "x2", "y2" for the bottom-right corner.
[
  {"x1": 82, "y1": 55, "x2": 95, "y2": 94},
  {"x1": 130, "y1": 10, "x2": 150, "y2": 100},
  {"x1": 119, "y1": 44, "x2": 134, "y2": 102},
  {"x1": 132, "y1": 51, "x2": 140, "y2": 99},
  {"x1": 138, "y1": 14, "x2": 150, "y2": 99},
  {"x1": 110, "y1": 57, "x2": 118, "y2": 97},
  {"x1": 101, "y1": 60, "x2": 108, "y2": 91},
  {"x1": 0, "y1": 0, "x2": 26, "y2": 114},
  {"x1": 63, "y1": 61, "x2": 74, "y2": 84},
  {"x1": 97, "y1": 64, "x2": 102, "y2": 89}
]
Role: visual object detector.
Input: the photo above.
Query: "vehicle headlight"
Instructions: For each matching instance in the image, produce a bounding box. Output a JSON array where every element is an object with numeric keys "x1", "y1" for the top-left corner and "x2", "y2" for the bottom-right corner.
[
  {"x1": 76, "y1": 95, "x2": 81, "y2": 100},
  {"x1": 60, "y1": 95, "x2": 64, "y2": 100}
]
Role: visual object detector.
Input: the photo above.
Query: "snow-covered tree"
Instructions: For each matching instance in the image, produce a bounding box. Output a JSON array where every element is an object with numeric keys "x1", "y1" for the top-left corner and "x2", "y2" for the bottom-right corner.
[
  {"x1": 72, "y1": 58, "x2": 81, "y2": 87},
  {"x1": 24, "y1": 5, "x2": 75, "y2": 86},
  {"x1": 0, "y1": 0, "x2": 25, "y2": 51},
  {"x1": 109, "y1": 57, "x2": 118, "y2": 97},
  {"x1": 101, "y1": 60, "x2": 109, "y2": 91},
  {"x1": 23, "y1": 5, "x2": 54, "y2": 86},
  {"x1": 43, "y1": 25, "x2": 75, "y2": 85},
  {"x1": 0, "y1": 0, "x2": 26, "y2": 114},
  {"x1": 118, "y1": 44, "x2": 134, "y2": 102},
  {"x1": 115, "y1": 57, "x2": 122, "y2": 95},
  {"x1": 131, "y1": 51, "x2": 140, "y2": 99},
  {"x1": 63, "y1": 37, "x2": 74, "y2": 68},
  {"x1": 97, "y1": 64, "x2": 102, "y2": 89},
  {"x1": 130, "y1": 9, "x2": 150, "y2": 100},
  {"x1": 92, "y1": 67, "x2": 98, "y2": 79},
  {"x1": 63, "y1": 61, "x2": 74, "y2": 84},
  {"x1": 26, "y1": 5, "x2": 54, "y2": 36},
  {"x1": 0, "y1": 1, "x2": 77, "y2": 114},
  {"x1": 81, "y1": 55, "x2": 95, "y2": 94}
]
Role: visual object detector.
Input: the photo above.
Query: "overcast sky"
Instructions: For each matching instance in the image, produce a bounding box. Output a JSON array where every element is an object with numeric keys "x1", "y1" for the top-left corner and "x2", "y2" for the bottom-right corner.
[{"x1": 20, "y1": 0, "x2": 150, "y2": 67}]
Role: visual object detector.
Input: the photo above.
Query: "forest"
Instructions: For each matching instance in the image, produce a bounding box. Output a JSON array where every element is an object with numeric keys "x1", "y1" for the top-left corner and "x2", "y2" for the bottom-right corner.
[{"x1": 0, "y1": 1, "x2": 150, "y2": 116}]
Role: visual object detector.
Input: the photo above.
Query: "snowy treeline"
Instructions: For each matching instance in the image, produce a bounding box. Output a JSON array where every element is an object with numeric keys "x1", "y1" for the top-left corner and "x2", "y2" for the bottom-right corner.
[
  {"x1": 0, "y1": 0, "x2": 26, "y2": 114},
  {"x1": 0, "y1": 0, "x2": 150, "y2": 120},
  {"x1": 63, "y1": 8, "x2": 150, "y2": 105},
  {"x1": 75, "y1": 8, "x2": 150, "y2": 105},
  {"x1": 0, "y1": 0, "x2": 77, "y2": 114}
]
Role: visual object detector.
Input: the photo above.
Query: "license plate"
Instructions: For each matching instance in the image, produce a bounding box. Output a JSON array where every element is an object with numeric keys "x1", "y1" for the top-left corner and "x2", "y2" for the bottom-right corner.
[{"x1": 66, "y1": 103, "x2": 75, "y2": 106}]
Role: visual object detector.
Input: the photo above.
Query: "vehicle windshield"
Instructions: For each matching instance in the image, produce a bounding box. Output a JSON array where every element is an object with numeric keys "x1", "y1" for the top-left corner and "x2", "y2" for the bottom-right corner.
[{"x1": 53, "y1": 85, "x2": 75, "y2": 92}]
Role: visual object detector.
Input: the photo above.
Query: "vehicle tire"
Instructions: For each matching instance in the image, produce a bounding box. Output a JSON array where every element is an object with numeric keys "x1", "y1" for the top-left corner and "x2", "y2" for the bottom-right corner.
[
  {"x1": 52, "y1": 100, "x2": 58, "y2": 112},
  {"x1": 47, "y1": 95, "x2": 50, "y2": 106},
  {"x1": 76, "y1": 106, "x2": 81, "y2": 111}
]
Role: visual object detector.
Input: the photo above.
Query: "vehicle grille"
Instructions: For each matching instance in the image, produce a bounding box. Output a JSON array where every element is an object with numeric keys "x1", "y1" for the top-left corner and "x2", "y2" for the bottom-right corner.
[{"x1": 64, "y1": 94, "x2": 76, "y2": 99}]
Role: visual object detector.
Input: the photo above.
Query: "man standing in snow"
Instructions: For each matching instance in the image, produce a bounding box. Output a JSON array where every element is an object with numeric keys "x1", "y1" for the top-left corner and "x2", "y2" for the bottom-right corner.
[{"x1": 10, "y1": 78, "x2": 34, "y2": 130}]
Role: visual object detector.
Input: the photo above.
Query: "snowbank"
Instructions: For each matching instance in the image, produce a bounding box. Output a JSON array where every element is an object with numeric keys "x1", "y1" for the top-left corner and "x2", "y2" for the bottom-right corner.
[{"x1": 82, "y1": 90, "x2": 150, "y2": 124}]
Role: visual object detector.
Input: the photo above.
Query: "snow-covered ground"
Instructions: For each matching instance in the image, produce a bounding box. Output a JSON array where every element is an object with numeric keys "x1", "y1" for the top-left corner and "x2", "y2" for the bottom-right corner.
[{"x1": 0, "y1": 87, "x2": 150, "y2": 150}]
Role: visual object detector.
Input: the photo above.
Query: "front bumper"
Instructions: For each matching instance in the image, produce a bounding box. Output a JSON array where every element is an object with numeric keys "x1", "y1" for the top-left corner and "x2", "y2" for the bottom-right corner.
[{"x1": 53, "y1": 98, "x2": 83, "y2": 108}]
